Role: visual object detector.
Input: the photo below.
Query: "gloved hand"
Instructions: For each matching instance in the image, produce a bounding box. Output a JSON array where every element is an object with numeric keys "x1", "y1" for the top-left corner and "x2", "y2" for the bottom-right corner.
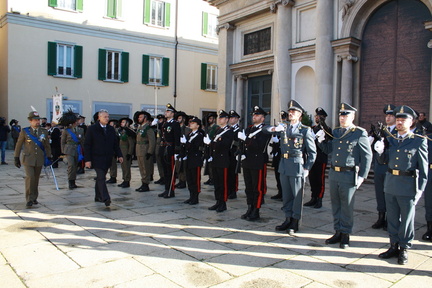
[
  {"x1": 356, "y1": 176, "x2": 364, "y2": 189},
  {"x1": 238, "y1": 130, "x2": 246, "y2": 141},
  {"x1": 271, "y1": 135, "x2": 279, "y2": 143},
  {"x1": 241, "y1": 155, "x2": 246, "y2": 161},
  {"x1": 208, "y1": 156, "x2": 213, "y2": 162},
  {"x1": 151, "y1": 118, "x2": 158, "y2": 126},
  {"x1": 414, "y1": 190, "x2": 423, "y2": 205},
  {"x1": 316, "y1": 129, "x2": 325, "y2": 143},
  {"x1": 145, "y1": 153, "x2": 152, "y2": 160},
  {"x1": 374, "y1": 140, "x2": 385, "y2": 154},
  {"x1": 14, "y1": 157, "x2": 21, "y2": 168},
  {"x1": 368, "y1": 136, "x2": 374, "y2": 146},
  {"x1": 174, "y1": 154, "x2": 180, "y2": 161},
  {"x1": 126, "y1": 154, "x2": 132, "y2": 161},
  {"x1": 274, "y1": 123, "x2": 285, "y2": 132},
  {"x1": 303, "y1": 169, "x2": 309, "y2": 179},
  {"x1": 182, "y1": 156, "x2": 187, "y2": 161},
  {"x1": 180, "y1": 135, "x2": 187, "y2": 144},
  {"x1": 203, "y1": 135, "x2": 211, "y2": 145}
]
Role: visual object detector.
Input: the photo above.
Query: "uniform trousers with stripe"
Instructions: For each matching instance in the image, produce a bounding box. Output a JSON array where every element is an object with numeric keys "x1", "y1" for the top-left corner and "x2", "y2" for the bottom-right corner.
[
  {"x1": 243, "y1": 165, "x2": 267, "y2": 208},
  {"x1": 228, "y1": 156, "x2": 239, "y2": 194},
  {"x1": 308, "y1": 162, "x2": 327, "y2": 199},
  {"x1": 212, "y1": 167, "x2": 229, "y2": 202},
  {"x1": 280, "y1": 175, "x2": 304, "y2": 219},
  {"x1": 186, "y1": 166, "x2": 201, "y2": 201},
  {"x1": 162, "y1": 151, "x2": 176, "y2": 194}
]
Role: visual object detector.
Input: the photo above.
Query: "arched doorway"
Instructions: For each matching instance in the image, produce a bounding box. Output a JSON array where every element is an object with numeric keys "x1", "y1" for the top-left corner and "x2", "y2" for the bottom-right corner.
[{"x1": 359, "y1": 0, "x2": 431, "y2": 127}]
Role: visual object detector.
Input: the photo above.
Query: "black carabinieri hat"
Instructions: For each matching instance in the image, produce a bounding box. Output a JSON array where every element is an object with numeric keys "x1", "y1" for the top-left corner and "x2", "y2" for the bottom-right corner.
[
  {"x1": 189, "y1": 116, "x2": 202, "y2": 127},
  {"x1": 228, "y1": 110, "x2": 240, "y2": 118},
  {"x1": 166, "y1": 103, "x2": 177, "y2": 113},
  {"x1": 315, "y1": 107, "x2": 328, "y2": 117},
  {"x1": 218, "y1": 110, "x2": 230, "y2": 118},
  {"x1": 252, "y1": 106, "x2": 267, "y2": 116}
]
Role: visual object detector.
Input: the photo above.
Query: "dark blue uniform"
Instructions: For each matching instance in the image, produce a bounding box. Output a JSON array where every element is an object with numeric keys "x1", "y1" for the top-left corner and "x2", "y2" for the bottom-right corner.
[
  {"x1": 160, "y1": 119, "x2": 181, "y2": 197},
  {"x1": 185, "y1": 129, "x2": 204, "y2": 204}
]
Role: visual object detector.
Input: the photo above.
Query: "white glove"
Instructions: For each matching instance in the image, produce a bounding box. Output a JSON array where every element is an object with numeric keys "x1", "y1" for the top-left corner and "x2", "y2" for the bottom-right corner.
[
  {"x1": 274, "y1": 123, "x2": 285, "y2": 132},
  {"x1": 182, "y1": 156, "x2": 187, "y2": 161},
  {"x1": 368, "y1": 136, "x2": 374, "y2": 146},
  {"x1": 303, "y1": 169, "x2": 309, "y2": 179},
  {"x1": 174, "y1": 154, "x2": 180, "y2": 160},
  {"x1": 203, "y1": 136, "x2": 211, "y2": 145},
  {"x1": 272, "y1": 135, "x2": 279, "y2": 143},
  {"x1": 414, "y1": 190, "x2": 423, "y2": 205},
  {"x1": 241, "y1": 155, "x2": 246, "y2": 161},
  {"x1": 374, "y1": 140, "x2": 385, "y2": 154},
  {"x1": 208, "y1": 156, "x2": 213, "y2": 162},
  {"x1": 151, "y1": 118, "x2": 158, "y2": 126},
  {"x1": 180, "y1": 135, "x2": 187, "y2": 144},
  {"x1": 356, "y1": 176, "x2": 364, "y2": 189},
  {"x1": 238, "y1": 130, "x2": 246, "y2": 141},
  {"x1": 315, "y1": 129, "x2": 325, "y2": 143}
]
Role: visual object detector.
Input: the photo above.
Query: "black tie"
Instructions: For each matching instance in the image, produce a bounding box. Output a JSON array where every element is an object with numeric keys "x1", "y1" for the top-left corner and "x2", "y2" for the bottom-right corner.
[
  {"x1": 340, "y1": 128, "x2": 346, "y2": 134},
  {"x1": 288, "y1": 125, "x2": 293, "y2": 134},
  {"x1": 34, "y1": 129, "x2": 38, "y2": 137},
  {"x1": 103, "y1": 126, "x2": 107, "y2": 134},
  {"x1": 398, "y1": 135, "x2": 403, "y2": 143}
]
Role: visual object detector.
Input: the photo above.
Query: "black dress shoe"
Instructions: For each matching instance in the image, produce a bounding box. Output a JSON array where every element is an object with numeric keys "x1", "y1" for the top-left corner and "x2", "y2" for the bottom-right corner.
[
  {"x1": 228, "y1": 192, "x2": 237, "y2": 199},
  {"x1": 69, "y1": 180, "x2": 78, "y2": 189},
  {"x1": 246, "y1": 208, "x2": 260, "y2": 221},
  {"x1": 276, "y1": 218, "x2": 291, "y2": 231},
  {"x1": 379, "y1": 243, "x2": 399, "y2": 259},
  {"x1": 106, "y1": 177, "x2": 116, "y2": 184},
  {"x1": 216, "y1": 202, "x2": 227, "y2": 212},
  {"x1": 208, "y1": 202, "x2": 220, "y2": 210},
  {"x1": 288, "y1": 218, "x2": 299, "y2": 235},
  {"x1": 32, "y1": 200, "x2": 39, "y2": 205},
  {"x1": 104, "y1": 199, "x2": 111, "y2": 207},
  {"x1": 204, "y1": 179, "x2": 213, "y2": 185},
  {"x1": 325, "y1": 232, "x2": 342, "y2": 244},
  {"x1": 313, "y1": 198, "x2": 323, "y2": 209},
  {"x1": 241, "y1": 205, "x2": 253, "y2": 219},
  {"x1": 136, "y1": 184, "x2": 150, "y2": 192},
  {"x1": 271, "y1": 193, "x2": 282, "y2": 200},
  {"x1": 158, "y1": 191, "x2": 168, "y2": 197},
  {"x1": 189, "y1": 200, "x2": 199, "y2": 205},
  {"x1": 154, "y1": 178, "x2": 165, "y2": 184},
  {"x1": 26, "y1": 201, "x2": 33, "y2": 208},
  {"x1": 163, "y1": 193, "x2": 175, "y2": 198},
  {"x1": 398, "y1": 248, "x2": 408, "y2": 265},
  {"x1": 340, "y1": 233, "x2": 350, "y2": 249},
  {"x1": 94, "y1": 197, "x2": 103, "y2": 202},
  {"x1": 304, "y1": 197, "x2": 317, "y2": 207},
  {"x1": 118, "y1": 181, "x2": 130, "y2": 188},
  {"x1": 183, "y1": 198, "x2": 191, "y2": 204},
  {"x1": 175, "y1": 181, "x2": 186, "y2": 189},
  {"x1": 372, "y1": 212, "x2": 386, "y2": 229}
]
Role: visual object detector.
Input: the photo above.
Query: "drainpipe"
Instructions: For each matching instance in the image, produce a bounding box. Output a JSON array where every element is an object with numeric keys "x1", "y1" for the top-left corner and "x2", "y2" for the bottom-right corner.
[{"x1": 173, "y1": 0, "x2": 178, "y2": 107}]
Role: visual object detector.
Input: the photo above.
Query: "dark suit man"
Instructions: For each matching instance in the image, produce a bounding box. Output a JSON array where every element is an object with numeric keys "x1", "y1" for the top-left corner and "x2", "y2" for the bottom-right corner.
[
  {"x1": 14, "y1": 111, "x2": 52, "y2": 208},
  {"x1": 375, "y1": 105, "x2": 428, "y2": 265},
  {"x1": 84, "y1": 110, "x2": 123, "y2": 207}
]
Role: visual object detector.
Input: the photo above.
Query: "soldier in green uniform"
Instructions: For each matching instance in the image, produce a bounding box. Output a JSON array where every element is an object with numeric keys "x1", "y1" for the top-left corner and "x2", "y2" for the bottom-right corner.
[
  {"x1": 375, "y1": 105, "x2": 428, "y2": 265},
  {"x1": 316, "y1": 103, "x2": 372, "y2": 248},
  {"x1": 14, "y1": 111, "x2": 52, "y2": 208},
  {"x1": 135, "y1": 111, "x2": 156, "y2": 192},
  {"x1": 117, "y1": 117, "x2": 136, "y2": 188},
  {"x1": 60, "y1": 110, "x2": 85, "y2": 189}
]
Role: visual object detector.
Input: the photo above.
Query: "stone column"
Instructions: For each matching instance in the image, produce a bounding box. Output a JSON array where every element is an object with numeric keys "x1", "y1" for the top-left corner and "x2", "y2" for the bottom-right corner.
[
  {"x1": 340, "y1": 54, "x2": 358, "y2": 104},
  {"x1": 272, "y1": 0, "x2": 294, "y2": 116},
  {"x1": 235, "y1": 75, "x2": 246, "y2": 118},
  {"x1": 315, "y1": 0, "x2": 334, "y2": 121}
]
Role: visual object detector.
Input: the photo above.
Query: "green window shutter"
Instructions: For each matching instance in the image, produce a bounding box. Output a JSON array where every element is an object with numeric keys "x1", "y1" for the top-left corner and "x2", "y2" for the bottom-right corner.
[
  {"x1": 121, "y1": 52, "x2": 129, "y2": 82},
  {"x1": 48, "y1": 0, "x2": 58, "y2": 8},
  {"x1": 76, "y1": 0, "x2": 83, "y2": 12},
  {"x1": 164, "y1": 2, "x2": 171, "y2": 27},
  {"x1": 107, "y1": 0, "x2": 115, "y2": 18},
  {"x1": 98, "y1": 49, "x2": 107, "y2": 80},
  {"x1": 202, "y1": 12, "x2": 208, "y2": 36},
  {"x1": 47, "y1": 42, "x2": 57, "y2": 76},
  {"x1": 144, "y1": 0, "x2": 151, "y2": 24},
  {"x1": 142, "y1": 54, "x2": 150, "y2": 84},
  {"x1": 117, "y1": 0, "x2": 122, "y2": 18},
  {"x1": 200, "y1": 63, "x2": 207, "y2": 90},
  {"x1": 74, "y1": 45, "x2": 83, "y2": 78},
  {"x1": 162, "y1": 57, "x2": 169, "y2": 86}
]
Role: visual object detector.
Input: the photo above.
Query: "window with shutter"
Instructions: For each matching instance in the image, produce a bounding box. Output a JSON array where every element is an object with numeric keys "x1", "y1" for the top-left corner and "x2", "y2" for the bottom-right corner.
[
  {"x1": 201, "y1": 63, "x2": 217, "y2": 91},
  {"x1": 145, "y1": 0, "x2": 170, "y2": 28},
  {"x1": 48, "y1": 41, "x2": 82, "y2": 79},
  {"x1": 203, "y1": 12, "x2": 218, "y2": 38}
]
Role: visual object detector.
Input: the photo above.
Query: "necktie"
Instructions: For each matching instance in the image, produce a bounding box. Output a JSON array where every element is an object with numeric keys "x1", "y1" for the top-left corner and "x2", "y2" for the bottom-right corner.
[
  {"x1": 103, "y1": 126, "x2": 107, "y2": 134},
  {"x1": 34, "y1": 129, "x2": 38, "y2": 137},
  {"x1": 340, "y1": 128, "x2": 346, "y2": 134},
  {"x1": 398, "y1": 135, "x2": 403, "y2": 143},
  {"x1": 288, "y1": 125, "x2": 293, "y2": 134}
]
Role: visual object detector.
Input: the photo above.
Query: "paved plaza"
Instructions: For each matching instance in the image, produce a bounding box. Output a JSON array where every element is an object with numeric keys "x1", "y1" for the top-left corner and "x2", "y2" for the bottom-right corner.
[{"x1": 1, "y1": 150, "x2": 432, "y2": 288}]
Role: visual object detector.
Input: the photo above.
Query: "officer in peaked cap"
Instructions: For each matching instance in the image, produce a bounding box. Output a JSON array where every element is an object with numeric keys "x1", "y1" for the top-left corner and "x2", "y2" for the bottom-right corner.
[
  {"x1": 158, "y1": 104, "x2": 181, "y2": 198},
  {"x1": 14, "y1": 111, "x2": 52, "y2": 208},
  {"x1": 228, "y1": 110, "x2": 242, "y2": 199},
  {"x1": 203, "y1": 112, "x2": 219, "y2": 185},
  {"x1": 117, "y1": 117, "x2": 136, "y2": 188},
  {"x1": 371, "y1": 104, "x2": 397, "y2": 230},
  {"x1": 304, "y1": 107, "x2": 331, "y2": 209},
  {"x1": 375, "y1": 105, "x2": 427, "y2": 265},
  {"x1": 316, "y1": 102, "x2": 372, "y2": 248},
  {"x1": 270, "y1": 111, "x2": 288, "y2": 200},
  {"x1": 237, "y1": 106, "x2": 271, "y2": 221},
  {"x1": 270, "y1": 101, "x2": 316, "y2": 233},
  {"x1": 175, "y1": 111, "x2": 191, "y2": 189},
  {"x1": 208, "y1": 109, "x2": 235, "y2": 212}
]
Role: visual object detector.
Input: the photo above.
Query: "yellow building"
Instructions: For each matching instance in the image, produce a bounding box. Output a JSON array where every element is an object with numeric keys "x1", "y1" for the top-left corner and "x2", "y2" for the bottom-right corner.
[{"x1": 0, "y1": 0, "x2": 219, "y2": 122}]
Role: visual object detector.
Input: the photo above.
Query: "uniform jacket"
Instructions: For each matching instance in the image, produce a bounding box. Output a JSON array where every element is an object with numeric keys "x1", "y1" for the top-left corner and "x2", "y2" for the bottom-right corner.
[
  {"x1": 242, "y1": 123, "x2": 271, "y2": 170},
  {"x1": 276, "y1": 122, "x2": 317, "y2": 177},
  {"x1": 312, "y1": 124, "x2": 331, "y2": 164},
  {"x1": 11, "y1": 125, "x2": 21, "y2": 139},
  {"x1": 185, "y1": 130, "x2": 204, "y2": 168},
  {"x1": 119, "y1": 127, "x2": 136, "y2": 157},
  {"x1": 136, "y1": 123, "x2": 156, "y2": 156},
  {"x1": 379, "y1": 133, "x2": 428, "y2": 195},
  {"x1": 211, "y1": 125, "x2": 235, "y2": 168},
  {"x1": 230, "y1": 123, "x2": 241, "y2": 159},
  {"x1": 319, "y1": 125, "x2": 372, "y2": 184},
  {"x1": 14, "y1": 127, "x2": 51, "y2": 166},
  {"x1": 373, "y1": 126, "x2": 396, "y2": 175},
  {"x1": 84, "y1": 122, "x2": 122, "y2": 170},
  {"x1": 61, "y1": 127, "x2": 85, "y2": 156},
  {"x1": 162, "y1": 119, "x2": 181, "y2": 156}
]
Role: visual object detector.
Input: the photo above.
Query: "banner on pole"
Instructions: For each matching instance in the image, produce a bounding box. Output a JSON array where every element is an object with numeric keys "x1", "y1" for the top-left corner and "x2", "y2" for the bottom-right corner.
[{"x1": 52, "y1": 94, "x2": 63, "y2": 124}]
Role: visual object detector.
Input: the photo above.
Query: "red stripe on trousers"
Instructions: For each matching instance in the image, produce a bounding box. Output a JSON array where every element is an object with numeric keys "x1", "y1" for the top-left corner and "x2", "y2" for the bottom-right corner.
[
  {"x1": 263, "y1": 164, "x2": 267, "y2": 194},
  {"x1": 170, "y1": 156, "x2": 176, "y2": 191},
  {"x1": 318, "y1": 163, "x2": 326, "y2": 198},
  {"x1": 257, "y1": 168, "x2": 263, "y2": 208}
]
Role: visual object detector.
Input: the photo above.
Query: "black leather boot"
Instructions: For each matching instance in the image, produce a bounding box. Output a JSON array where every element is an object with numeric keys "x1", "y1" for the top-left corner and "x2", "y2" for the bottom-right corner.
[
  {"x1": 304, "y1": 197, "x2": 317, "y2": 207},
  {"x1": 69, "y1": 180, "x2": 78, "y2": 189},
  {"x1": 271, "y1": 192, "x2": 282, "y2": 200},
  {"x1": 241, "y1": 205, "x2": 253, "y2": 219},
  {"x1": 154, "y1": 177, "x2": 165, "y2": 185},
  {"x1": 398, "y1": 248, "x2": 408, "y2": 265},
  {"x1": 313, "y1": 198, "x2": 323, "y2": 209},
  {"x1": 135, "y1": 183, "x2": 144, "y2": 191},
  {"x1": 379, "y1": 243, "x2": 399, "y2": 259},
  {"x1": 228, "y1": 191, "x2": 237, "y2": 199},
  {"x1": 175, "y1": 181, "x2": 186, "y2": 189},
  {"x1": 422, "y1": 221, "x2": 432, "y2": 241},
  {"x1": 216, "y1": 201, "x2": 227, "y2": 212},
  {"x1": 288, "y1": 218, "x2": 299, "y2": 235},
  {"x1": 325, "y1": 231, "x2": 341, "y2": 244},
  {"x1": 137, "y1": 183, "x2": 150, "y2": 192},
  {"x1": 276, "y1": 218, "x2": 291, "y2": 231},
  {"x1": 340, "y1": 233, "x2": 350, "y2": 249},
  {"x1": 372, "y1": 212, "x2": 386, "y2": 229},
  {"x1": 106, "y1": 177, "x2": 116, "y2": 184},
  {"x1": 208, "y1": 201, "x2": 220, "y2": 210},
  {"x1": 246, "y1": 208, "x2": 260, "y2": 221}
]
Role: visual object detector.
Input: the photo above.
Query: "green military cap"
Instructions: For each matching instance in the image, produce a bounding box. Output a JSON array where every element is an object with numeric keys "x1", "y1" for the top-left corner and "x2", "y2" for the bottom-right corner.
[
  {"x1": 383, "y1": 104, "x2": 396, "y2": 115},
  {"x1": 394, "y1": 105, "x2": 417, "y2": 119},
  {"x1": 339, "y1": 103, "x2": 357, "y2": 115},
  {"x1": 28, "y1": 111, "x2": 41, "y2": 120},
  {"x1": 288, "y1": 100, "x2": 304, "y2": 113}
]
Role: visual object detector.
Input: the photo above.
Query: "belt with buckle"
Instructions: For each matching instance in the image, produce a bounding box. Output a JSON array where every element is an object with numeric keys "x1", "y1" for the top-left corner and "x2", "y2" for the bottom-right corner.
[
  {"x1": 430, "y1": 164, "x2": 432, "y2": 170},
  {"x1": 331, "y1": 166, "x2": 355, "y2": 172},
  {"x1": 282, "y1": 153, "x2": 301, "y2": 159},
  {"x1": 387, "y1": 169, "x2": 415, "y2": 176}
]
